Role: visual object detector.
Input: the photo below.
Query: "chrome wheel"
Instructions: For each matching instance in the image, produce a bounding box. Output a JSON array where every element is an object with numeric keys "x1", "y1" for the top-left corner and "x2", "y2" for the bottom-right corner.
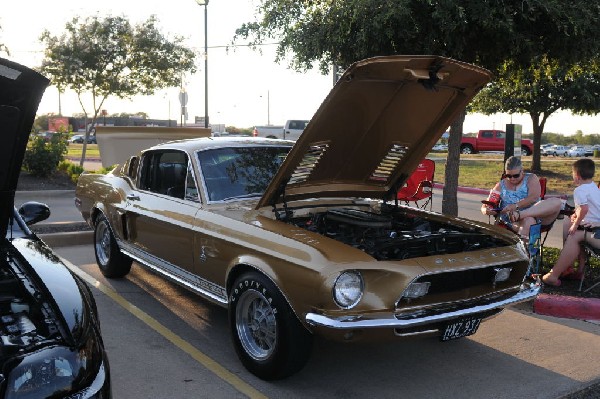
[
  {"x1": 95, "y1": 219, "x2": 111, "y2": 266},
  {"x1": 93, "y1": 214, "x2": 132, "y2": 278},
  {"x1": 235, "y1": 290, "x2": 277, "y2": 360}
]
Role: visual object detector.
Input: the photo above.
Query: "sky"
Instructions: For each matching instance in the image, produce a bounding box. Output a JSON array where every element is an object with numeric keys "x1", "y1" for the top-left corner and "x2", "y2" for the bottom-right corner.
[{"x1": 2, "y1": 0, "x2": 600, "y2": 135}]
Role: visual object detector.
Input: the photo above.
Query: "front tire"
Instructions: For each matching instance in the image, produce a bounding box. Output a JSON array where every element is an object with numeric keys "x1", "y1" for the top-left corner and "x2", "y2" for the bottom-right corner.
[
  {"x1": 94, "y1": 214, "x2": 132, "y2": 278},
  {"x1": 521, "y1": 146, "x2": 531, "y2": 156},
  {"x1": 229, "y1": 272, "x2": 313, "y2": 380}
]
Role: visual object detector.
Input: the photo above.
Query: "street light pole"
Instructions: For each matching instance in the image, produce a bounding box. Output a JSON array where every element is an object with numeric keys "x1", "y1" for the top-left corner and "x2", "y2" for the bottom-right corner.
[
  {"x1": 195, "y1": 0, "x2": 209, "y2": 129},
  {"x1": 260, "y1": 90, "x2": 271, "y2": 125}
]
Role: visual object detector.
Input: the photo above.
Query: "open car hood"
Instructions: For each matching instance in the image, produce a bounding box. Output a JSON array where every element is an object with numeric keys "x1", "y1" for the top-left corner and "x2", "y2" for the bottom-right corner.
[
  {"x1": 258, "y1": 55, "x2": 491, "y2": 208},
  {"x1": 0, "y1": 59, "x2": 50, "y2": 237}
]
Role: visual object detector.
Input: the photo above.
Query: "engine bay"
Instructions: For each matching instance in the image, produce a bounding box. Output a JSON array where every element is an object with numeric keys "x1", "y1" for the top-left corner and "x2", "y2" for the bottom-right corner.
[
  {"x1": 288, "y1": 205, "x2": 510, "y2": 261},
  {"x1": 0, "y1": 256, "x2": 61, "y2": 359}
]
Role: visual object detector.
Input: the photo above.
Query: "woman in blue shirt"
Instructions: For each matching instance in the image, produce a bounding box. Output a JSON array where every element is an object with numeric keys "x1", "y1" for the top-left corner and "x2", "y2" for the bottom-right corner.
[{"x1": 481, "y1": 156, "x2": 561, "y2": 239}]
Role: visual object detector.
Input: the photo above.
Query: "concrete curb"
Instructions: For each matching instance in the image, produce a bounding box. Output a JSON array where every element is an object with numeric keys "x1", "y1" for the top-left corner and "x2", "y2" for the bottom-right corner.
[
  {"x1": 39, "y1": 231, "x2": 93, "y2": 247},
  {"x1": 533, "y1": 294, "x2": 600, "y2": 322}
]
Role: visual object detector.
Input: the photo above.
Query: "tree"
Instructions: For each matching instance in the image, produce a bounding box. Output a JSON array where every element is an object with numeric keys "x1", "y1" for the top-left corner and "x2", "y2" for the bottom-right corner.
[
  {"x1": 234, "y1": 0, "x2": 600, "y2": 215},
  {"x1": 39, "y1": 15, "x2": 196, "y2": 166},
  {"x1": 471, "y1": 56, "x2": 600, "y2": 173}
]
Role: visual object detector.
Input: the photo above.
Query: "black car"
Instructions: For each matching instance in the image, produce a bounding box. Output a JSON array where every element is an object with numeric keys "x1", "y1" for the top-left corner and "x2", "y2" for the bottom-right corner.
[{"x1": 0, "y1": 58, "x2": 111, "y2": 398}]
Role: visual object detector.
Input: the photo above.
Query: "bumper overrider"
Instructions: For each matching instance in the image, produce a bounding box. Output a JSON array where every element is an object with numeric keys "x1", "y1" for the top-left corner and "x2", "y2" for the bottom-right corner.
[{"x1": 306, "y1": 281, "x2": 540, "y2": 333}]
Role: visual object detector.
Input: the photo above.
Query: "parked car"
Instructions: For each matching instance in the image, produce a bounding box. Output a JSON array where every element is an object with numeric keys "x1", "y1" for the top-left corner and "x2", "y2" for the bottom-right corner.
[
  {"x1": 540, "y1": 143, "x2": 554, "y2": 153},
  {"x1": 568, "y1": 146, "x2": 587, "y2": 157},
  {"x1": 432, "y1": 143, "x2": 448, "y2": 151},
  {"x1": 460, "y1": 130, "x2": 534, "y2": 155},
  {"x1": 546, "y1": 145, "x2": 569, "y2": 156},
  {"x1": 0, "y1": 58, "x2": 112, "y2": 397},
  {"x1": 36, "y1": 131, "x2": 56, "y2": 142},
  {"x1": 75, "y1": 55, "x2": 539, "y2": 380},
  {"x1": 69, "y1": 134, "x2": 85, "y2": 143},
  {"x1": 541, "y1": 145, "x2": 554, "y2": 156},
  {"x1": 87, "y1": 134, "x2": 97, "y2": 144}
]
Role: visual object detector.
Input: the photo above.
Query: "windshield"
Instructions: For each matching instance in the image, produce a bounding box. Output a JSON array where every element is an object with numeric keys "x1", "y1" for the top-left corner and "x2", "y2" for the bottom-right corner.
[{"x1": 197, "y1": 145, "x2": 291, "y2": 202}]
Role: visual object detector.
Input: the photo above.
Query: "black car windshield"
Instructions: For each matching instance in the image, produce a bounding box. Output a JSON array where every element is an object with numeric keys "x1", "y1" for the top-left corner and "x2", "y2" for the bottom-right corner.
[{"x1": 197, "y1": 145, "x2": 291, "y2": 202}]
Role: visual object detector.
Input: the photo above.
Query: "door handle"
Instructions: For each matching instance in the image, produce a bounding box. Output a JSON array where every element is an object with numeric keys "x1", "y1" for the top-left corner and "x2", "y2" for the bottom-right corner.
[{"x1": 127, "y1": 193, "x2": 140, "y2": 201}]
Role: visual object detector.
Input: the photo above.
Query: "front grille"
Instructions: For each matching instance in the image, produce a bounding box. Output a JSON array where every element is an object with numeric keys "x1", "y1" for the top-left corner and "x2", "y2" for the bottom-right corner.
[{"x1": 396, "y1": 260, "x2": 529, "y2": 308}]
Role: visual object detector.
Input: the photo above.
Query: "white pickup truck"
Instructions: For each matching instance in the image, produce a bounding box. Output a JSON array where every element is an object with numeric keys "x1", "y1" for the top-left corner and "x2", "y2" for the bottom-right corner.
[
  {"x1": 252, "y1": 125, "x2": 284, "y2": 139},
  {"x1": 253, "y1": 120, "x2": 309, "y2": 141}
]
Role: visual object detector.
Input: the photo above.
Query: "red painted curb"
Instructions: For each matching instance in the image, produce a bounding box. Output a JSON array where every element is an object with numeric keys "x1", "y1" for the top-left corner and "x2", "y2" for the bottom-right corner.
[{"x1": 533, "y1": 293, "x2": 600, "y2": 321}]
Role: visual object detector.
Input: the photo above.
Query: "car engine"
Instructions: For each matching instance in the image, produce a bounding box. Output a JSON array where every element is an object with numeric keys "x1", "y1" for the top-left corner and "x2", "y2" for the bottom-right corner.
[
  {"x1": 289, "y1": 206, "x2": 509, "y2": 261},
  {"x1": 0, "y1": 257, "x2": 61, "y2": 359}
]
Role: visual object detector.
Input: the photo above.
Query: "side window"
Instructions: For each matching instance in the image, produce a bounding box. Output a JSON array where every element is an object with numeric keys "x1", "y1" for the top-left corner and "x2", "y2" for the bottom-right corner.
[
  {"x1": 138, "y1": 153, "x2": 159, "y2": 191},
  {"x1": 124, "y1": 156, "x2": 139, "y2": 179},
  {"x1": 496, "y1": 131, "x2": 505, "y2": 139},
  {"x1": 137, "y1": 150, "x2": 188, "y2": 198},
  {"x1": 184, "y1": 163, "x2": 200, "y2": 202},
  {"x1": 481, "y1": 131, "x2": 493, "y2": 138}
]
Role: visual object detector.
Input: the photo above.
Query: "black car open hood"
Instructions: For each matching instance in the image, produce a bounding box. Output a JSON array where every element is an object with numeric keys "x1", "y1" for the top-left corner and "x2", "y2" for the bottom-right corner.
[{"x1": 0, "y1": 58, "x2": 50, "y2": 237}]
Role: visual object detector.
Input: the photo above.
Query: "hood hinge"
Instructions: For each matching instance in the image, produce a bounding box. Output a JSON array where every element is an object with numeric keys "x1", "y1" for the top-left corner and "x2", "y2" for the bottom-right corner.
[{"x1": 272, "y1": 178, "x2": 291, "y2": 221}]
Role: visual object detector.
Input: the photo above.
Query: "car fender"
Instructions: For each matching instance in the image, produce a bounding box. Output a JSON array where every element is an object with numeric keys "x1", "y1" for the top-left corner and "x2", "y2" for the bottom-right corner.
[{"x1": 225, "y1": 259, "x2": 315, "y2": 331}]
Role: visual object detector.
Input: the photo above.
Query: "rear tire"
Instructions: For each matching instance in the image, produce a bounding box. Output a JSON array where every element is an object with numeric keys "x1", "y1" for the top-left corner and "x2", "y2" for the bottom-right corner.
[
  {"x1": 94, "y1": 214, "x2": 132, "y2": 278},
  {"x1": 460, "y1": 145, "x2": 474, "y2": 154},
  {"x1": 229, "y1": 272, "x2": 313, "y2": 380}
]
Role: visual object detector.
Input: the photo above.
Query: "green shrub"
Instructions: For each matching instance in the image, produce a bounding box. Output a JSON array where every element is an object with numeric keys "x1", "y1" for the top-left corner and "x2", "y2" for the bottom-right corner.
[
  {"x1": 23, "y1": 133, "x2": 68, "y2": 177},
  {"x1": 67, "y1": 164, "x2": 85, "y2": 183},
  {"x1": 541, "y1": 246, "x2": 600, "y2": 272},
  {"x1": 57, "y1": 160, "x2": 71, "y2": 172},
  {"x1": 98, "y1": 165, "x2": 116, "y2": 174}
]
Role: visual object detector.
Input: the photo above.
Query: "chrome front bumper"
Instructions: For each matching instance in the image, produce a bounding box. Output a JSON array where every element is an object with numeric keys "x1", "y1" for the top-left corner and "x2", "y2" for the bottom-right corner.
[{"x1": 305, "y1": 282, "x2": 541, "y2": 330}]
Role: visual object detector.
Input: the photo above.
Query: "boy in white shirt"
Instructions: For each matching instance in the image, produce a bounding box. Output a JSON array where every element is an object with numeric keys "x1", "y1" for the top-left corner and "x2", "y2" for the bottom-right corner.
[{"x1": 542, "y1": 158, "x2": 600, "y2": 286}]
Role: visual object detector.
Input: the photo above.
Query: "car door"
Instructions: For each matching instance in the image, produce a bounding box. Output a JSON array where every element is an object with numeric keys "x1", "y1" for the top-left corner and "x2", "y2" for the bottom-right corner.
[
  {"x1": 124, "y1": 149, "x2": 199, "y2": 278},
  {"x1": 478, "y1": 130, "x2": 494, "y2": 151}
]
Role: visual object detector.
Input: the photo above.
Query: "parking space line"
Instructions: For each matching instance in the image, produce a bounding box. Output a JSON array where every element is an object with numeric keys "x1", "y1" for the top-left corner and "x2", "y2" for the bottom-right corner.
[{"x1": 60, "y1": 257, "x2": 268, "y2": 399}]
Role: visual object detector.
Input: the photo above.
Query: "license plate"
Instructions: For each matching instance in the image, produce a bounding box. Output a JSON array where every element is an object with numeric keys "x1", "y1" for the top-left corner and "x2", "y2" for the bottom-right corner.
[{"x1": 441, "y1": 318, "x2": 482, "y2": 341}]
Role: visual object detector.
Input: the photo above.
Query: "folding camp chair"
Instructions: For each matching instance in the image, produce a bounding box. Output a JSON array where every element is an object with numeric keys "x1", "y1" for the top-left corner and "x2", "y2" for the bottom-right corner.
[
  {"x1": 397, "y1": 159, "x2": 435, "y2": 210},
  {"x1": 526, "y1": 222, "x2": 542, "y2": 276},
  {"x1": 578, "y1": 230, "x2": 600, "y2": 292}
]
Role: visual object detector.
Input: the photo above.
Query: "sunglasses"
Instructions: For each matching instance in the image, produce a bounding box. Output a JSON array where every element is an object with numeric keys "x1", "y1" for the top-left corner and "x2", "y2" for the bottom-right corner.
[{"x1": 505, "y1": 172, "x2": 522, "y2": 179}]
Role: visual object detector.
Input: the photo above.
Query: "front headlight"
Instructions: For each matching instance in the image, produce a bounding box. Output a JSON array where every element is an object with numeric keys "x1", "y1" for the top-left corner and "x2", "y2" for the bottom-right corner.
[
  {"x1": 5, "y1": 335, "x2": 104, "y2": 399},
  {"x1": 333, "y1": 271, "x2": 364, "y2": 309}
]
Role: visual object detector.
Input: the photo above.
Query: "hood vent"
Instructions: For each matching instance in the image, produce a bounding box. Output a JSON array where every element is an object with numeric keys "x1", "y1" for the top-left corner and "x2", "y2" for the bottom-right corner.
[
  {"x1": 288, "y1": 143, "x2": 330, "y2": 184},
  {"x1": 370, "y1": 144, "x2": 409, "y2": 182}
]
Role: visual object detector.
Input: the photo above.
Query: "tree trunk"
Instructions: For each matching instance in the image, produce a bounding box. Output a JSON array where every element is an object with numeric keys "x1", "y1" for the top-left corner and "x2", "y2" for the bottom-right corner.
[
  {"x1": 529, "y1": 112, "x2": 547, "y2": 174},
  {"x1": 442, "y1": 110, "x2": 466, "y2": 216}
]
